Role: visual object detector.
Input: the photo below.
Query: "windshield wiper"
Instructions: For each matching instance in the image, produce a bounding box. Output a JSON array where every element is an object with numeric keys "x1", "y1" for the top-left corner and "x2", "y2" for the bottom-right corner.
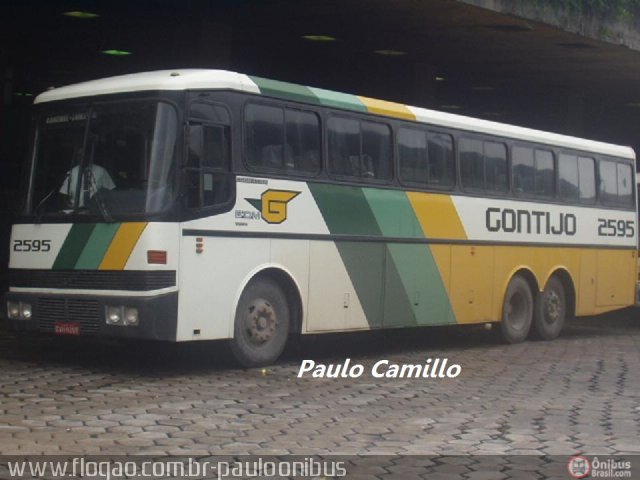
[
  {"x1": 33, "y1": 170, "x2": 72, "y2": 223},
  {"x1": 82, "y1": 136, "x2": 113, "y2": 223}
]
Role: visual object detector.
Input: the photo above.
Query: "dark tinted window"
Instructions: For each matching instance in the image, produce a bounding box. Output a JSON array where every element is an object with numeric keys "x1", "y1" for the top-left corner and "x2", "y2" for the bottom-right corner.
[
  {"x1": 245, "y1": 103, "x2": 320, "y2": 175},
  {"x1": 187, "y1": 102, "x2": 231, "y2": 209},
  {"x1": 513, "y1": 146, "x2": 554, "y2": 197},
  {"x1": 429, "y1": 133, "x2": 455, "y2": 187},
  {"x1": 599, "y1": 159, "x2": 634, "y2": 207},
  {"x1": 559, "y1": 153, "x2": 579, "y2": 200},
  {"x1": 245, "y1": 104, "x2": 285, "y2": 170},
  {"x1": 460, "y1": 138, "x2": 506, "y2": 192},
  {"x1": 285, "y1": 110, "x2": 321, "y2": 174},
  {"x1": 398, "y1": 128, "x2": 453, "y2": 188},
  {"x1": 512, "y1": 146, "x2": 535, "y2": 195},
  {"x1": 617, "y1": 163, "x2": 633, "y2": 206},
  {"x1": 328, "y1": 116, "x2": 391, "y2": 180},
  {"x1": 578, "y1": 156, "x2": 596, "y2": 202},
  {"x1": 398, "y1": 128, "x2": 428, "y2": 183},
  {"x1": 535, "y1": 150, "x2": 554, "y2": 196},
  {"x1": 459, "y1": 138, "x2": 484, "y2": 190},
  {"x1": 599, "y1": 160, "x2": 617, "y2": 204},
  {"x1": 559, "y1": 153, "x2": 595, "y2": 202},
  {"x1": 485, "y1": 142, "x2": 507, "y2": 192}
]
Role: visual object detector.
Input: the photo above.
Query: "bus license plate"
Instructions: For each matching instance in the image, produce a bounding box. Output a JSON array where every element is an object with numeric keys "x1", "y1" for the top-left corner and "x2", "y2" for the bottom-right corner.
[{"x1": 54, "y1": 322, "x2": 80, "y2": 335}]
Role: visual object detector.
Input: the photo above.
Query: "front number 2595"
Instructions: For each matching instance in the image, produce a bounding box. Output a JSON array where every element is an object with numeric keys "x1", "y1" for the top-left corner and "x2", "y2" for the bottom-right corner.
[{"x1": 12, "y1": 239, "x2": 52, "y2": 252}]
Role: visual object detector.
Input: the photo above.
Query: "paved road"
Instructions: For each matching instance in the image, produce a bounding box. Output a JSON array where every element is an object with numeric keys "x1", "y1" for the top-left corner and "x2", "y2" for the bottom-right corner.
[{"x1": 0, "y1": 310, "x2": 639, "y2": 456}]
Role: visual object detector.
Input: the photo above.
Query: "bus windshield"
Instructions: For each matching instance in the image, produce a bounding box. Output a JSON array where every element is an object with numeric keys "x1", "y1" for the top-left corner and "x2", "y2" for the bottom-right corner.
[{"x1": 29, "y1": 100, "x2": 178, "y2": 218}]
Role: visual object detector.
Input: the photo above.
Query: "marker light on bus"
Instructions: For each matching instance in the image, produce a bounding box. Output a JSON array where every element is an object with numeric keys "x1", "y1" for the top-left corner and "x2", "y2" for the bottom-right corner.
[
  {"x1": 105, "y1": 306, "x2": 122, "y2": 325},
  {"x1": 6, "y1": 301, "x2": 32, "y2": 320},
  {"x1": 21, "y1": 303, "x2": 32, "y2": 319},
  {"x1": 7, "y1": 301, "x2": 20, "y2": 319},
  {"x1": 124, "y1": 307, "x2": 139, "y2": 326},
  {"x1": 105, "y1": 305, "x2": 139, "y2": 326}
]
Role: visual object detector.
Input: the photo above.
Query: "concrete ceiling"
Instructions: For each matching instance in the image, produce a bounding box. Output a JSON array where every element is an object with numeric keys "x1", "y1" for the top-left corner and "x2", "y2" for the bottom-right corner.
[{"x1": 3, "y1": 0, "x2": 640, "y2": 146}]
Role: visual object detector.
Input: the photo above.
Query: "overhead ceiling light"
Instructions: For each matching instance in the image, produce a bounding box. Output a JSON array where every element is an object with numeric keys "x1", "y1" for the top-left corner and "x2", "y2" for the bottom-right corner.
[
  {"x1": 626, "y1": 102, "x2": 640, "y2": 107},
  {"x1": 374, "y1": 49, "x2": 407, "y2": 56},
  {"x1": 435, "y1": 76, "x2": 446, "y2": 82},
  {"x1": 101, "y1": 49, "x2": 132, "y2": 56},
  {"x1": 302, "y1": 35, "x2": 336, "y2": 42},
  {"x1": 63, "y1": 11, "x2": 100, "y2": 19}
]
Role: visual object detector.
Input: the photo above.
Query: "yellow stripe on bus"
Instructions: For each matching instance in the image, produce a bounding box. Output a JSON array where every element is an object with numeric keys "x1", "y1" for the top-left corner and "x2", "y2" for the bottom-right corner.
[
  {"x1": 99, "y1": 222, "x2": 147, "y2": 270},
  {"x1": 358, "y1": 96, "x2": 416, "y2": 121},
  {"x1": 408, "y1": 193, "x2": 467, "y2": 239}
]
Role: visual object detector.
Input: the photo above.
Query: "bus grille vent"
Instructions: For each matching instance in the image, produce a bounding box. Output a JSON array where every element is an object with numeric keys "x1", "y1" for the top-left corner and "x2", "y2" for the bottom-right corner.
[{"x1": 38, "y1": 298, "x2": 101, "y2": 335}]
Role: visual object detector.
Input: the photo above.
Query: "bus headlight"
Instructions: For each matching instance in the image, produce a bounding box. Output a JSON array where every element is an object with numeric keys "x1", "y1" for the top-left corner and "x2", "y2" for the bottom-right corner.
[
  {"x1": 21, "y1": 302, "x2": 32, "y2": 320},
  {"x1": 105, "y1": 305, "x2": 122, "y2": 325},
  {"x1": 124, "y1": 307, "x2": 139, "y2": 326},
  {"x1": 105, "y1": 305, "x2": 139, "y2": 326},
  {"x1": 7, "y1": 301, "x2": 20, "y2": 320}
]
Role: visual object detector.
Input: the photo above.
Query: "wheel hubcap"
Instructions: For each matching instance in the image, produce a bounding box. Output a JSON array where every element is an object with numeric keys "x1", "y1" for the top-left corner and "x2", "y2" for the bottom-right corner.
[
  {"x1": 246, "y1": 299, "x2": 278, "y2": 344},
  {"x1": 545, "y1": 291, "x2": 561, "y2": 324}
]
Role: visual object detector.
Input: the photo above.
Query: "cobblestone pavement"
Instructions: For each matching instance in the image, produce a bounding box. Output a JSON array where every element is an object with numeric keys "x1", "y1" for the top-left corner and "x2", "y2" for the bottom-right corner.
[{"x1": 0, "y1": 310, "x2": 639, "y2": 456}]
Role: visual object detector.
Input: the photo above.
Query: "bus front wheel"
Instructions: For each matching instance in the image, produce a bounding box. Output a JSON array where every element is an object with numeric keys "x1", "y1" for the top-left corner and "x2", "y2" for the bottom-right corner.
[
  {"x1": 532, "y1": 276, "x2": 566, "y2": 340},
  {"x1": 500, "y1": 275, "x2": 533, "y2": 343},
  {"x1": 230, "y1": 278, "x2": 290, "y2": 368}
]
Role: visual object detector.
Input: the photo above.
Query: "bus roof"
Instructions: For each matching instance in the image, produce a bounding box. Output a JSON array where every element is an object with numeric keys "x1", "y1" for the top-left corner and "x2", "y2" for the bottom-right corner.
[{"x1": 35, "y1": 69, "x2": 635, "y2": 160}]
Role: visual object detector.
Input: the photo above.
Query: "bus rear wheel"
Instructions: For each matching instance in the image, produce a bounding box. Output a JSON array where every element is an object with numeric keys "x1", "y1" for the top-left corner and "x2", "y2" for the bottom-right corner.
[
  {"x1": 500, "y1": 275, "x2": 533, "y2": 343},
  {"x1": 532, "y1": 276, "x2": 566, "y2": 340},
  {"x1": 230, "y1": 278, "x2": 290, "y2": 368}
]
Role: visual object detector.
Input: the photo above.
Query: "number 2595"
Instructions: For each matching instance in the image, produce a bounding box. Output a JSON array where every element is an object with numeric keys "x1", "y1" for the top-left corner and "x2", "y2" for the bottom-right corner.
[
  {"x1": 12, "y1": 239, "x2": 52, "y2": 252},
  {"x1": 597, "y1": 219, "x2": 635, "y2": 237}
]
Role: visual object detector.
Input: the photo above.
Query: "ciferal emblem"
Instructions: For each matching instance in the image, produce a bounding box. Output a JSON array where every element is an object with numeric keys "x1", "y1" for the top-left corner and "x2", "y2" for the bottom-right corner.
[{"x1": 246, "y1": 189, "x2": 300, "y2": 224}]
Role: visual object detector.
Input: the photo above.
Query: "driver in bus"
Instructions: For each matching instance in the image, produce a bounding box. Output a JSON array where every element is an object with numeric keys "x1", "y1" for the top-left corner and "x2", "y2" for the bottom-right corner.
[{"x1": 59, "y1": 147, "x2": 115, "y2": 207}]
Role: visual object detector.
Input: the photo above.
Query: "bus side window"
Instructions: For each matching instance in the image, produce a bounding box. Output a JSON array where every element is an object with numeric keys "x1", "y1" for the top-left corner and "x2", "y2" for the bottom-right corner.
[
  {"x1": 534, "y1": 149, "x2": 555, "y2": 197},
  {"x1": 559, "y1": 153, "x2": 579, "y2": 201},
  {"x1": 599, "y1": 159, "x2": 617, "y2": 204},
  {"x1": 187, "y1": 102, "x2": 232, "y2": 209},
  {"x1": 599, "y1": 159, "x2": 634, "y2": 207},
  {"x1": 578, "y1": 156, "x2": 596, "y2": 203},
  {"x1": 328, "y1": 116, "x2": 391, "y2": 181},
  {"x1": 617, "y1": 162, "x2": 633, "y2": 206}
]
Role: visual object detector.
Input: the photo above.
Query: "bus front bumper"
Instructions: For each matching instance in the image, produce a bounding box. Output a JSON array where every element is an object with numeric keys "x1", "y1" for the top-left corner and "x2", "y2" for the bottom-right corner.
[{"x1": 3, "y1": 291, "x2": 178, "y2": 341}]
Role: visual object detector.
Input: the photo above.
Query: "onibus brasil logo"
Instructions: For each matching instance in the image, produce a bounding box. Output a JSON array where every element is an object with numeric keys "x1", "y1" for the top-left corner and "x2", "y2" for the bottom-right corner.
[{"x1": 245, "y1": 189, "x2": 300, "y2": 224}]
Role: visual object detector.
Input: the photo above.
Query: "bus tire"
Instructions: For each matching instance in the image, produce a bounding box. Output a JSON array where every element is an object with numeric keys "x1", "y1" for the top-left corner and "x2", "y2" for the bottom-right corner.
[
  {"x1": 230, "y1": 278, "x2": 290, "y2": 368},
  {"x1": 500, "y1": 275, "x2": 533, "y2": 344},
  {"x1": 532, "y1": 276, "x2": 566, "y2": 340}
]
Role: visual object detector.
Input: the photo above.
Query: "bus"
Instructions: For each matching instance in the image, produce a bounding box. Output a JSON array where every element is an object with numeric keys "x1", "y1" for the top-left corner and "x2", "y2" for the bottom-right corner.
[{"x1": 4, "y1": 69, "x2": 638, "y2": 367}]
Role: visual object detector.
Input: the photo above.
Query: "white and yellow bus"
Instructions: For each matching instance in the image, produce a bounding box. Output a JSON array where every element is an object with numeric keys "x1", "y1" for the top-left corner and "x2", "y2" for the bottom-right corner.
[{"x1": 5, "y1": 70, "x2": 637, "y2": 366}]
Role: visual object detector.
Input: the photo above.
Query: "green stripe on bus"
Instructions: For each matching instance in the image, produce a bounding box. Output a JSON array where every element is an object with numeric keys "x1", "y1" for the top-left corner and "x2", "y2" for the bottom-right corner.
[
  {"x1": 336, "y1": 241, "x2": 385, "y2": 328},
  {"x1": 52, "y1": 224, "x2": 96, "y2": 270},
  {"x1": 308, "y1": 87, "x2": 368, "y2": 112},
  {"x1": 309, "y1": 183, "x2": 384, "y2": 327},
  {"x1": 74, "y1": 223, "x2": 121, "y2": 270},
  {"x1": 387, "y1": 244, "x2": 455, "y2": 326},
  {"x1": 383, "y1": 248, "x2": 418, "y2": 327},
  {"x1": 250, "y1": 76, "x2": 319, "y2": 105},
  {"x1": 308, "y1": 183, "x2": 382, "y2": 236},
  {"x1": 362, "y1": 188, "x2": 455, "y2": 326}
]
